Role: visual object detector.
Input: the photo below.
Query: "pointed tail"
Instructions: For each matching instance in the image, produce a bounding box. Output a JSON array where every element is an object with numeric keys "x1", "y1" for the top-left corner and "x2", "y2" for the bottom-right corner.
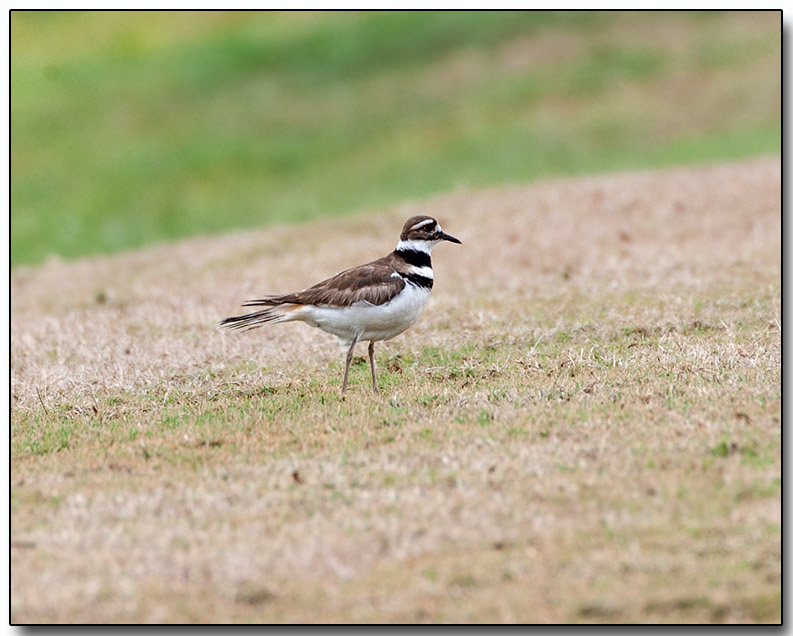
[{"x1": 219, "y1": 299, "x2": 297, "y2": 332}]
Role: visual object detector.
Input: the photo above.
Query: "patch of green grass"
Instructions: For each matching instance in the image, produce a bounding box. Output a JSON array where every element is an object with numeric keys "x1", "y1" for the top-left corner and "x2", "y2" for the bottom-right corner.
[
  {"x1": 11, "y1": 10, "x2": 780, "y2": 266},
  {"x1": 565, "y1": 44, "x2": 664, "y2": 95}
]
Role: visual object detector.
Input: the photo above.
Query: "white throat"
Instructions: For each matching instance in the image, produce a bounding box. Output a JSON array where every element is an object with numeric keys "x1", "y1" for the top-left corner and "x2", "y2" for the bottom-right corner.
[{"x1": 395, "y1": 238, "x2": 437, "y2": 254}]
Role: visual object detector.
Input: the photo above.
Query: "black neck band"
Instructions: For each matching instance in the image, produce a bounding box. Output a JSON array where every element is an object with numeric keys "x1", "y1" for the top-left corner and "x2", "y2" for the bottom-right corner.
[
  {"x1": 403, "y1": 272, "x2": 434, "y2": 290},
  {"x1": 395, "y1": 249, "x2": 432, "y2": 268}
]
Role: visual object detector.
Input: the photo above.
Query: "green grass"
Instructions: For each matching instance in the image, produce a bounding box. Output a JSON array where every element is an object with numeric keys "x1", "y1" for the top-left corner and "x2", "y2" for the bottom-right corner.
[{"x1": 10, "y1": 10, "x2": 781, "y2": 267}]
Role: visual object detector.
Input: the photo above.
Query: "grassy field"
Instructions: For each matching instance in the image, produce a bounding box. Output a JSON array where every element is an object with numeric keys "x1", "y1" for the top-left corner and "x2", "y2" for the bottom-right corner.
[
  {"x1": 10, "y1": 156, "x2": 780, "y2": 623},
  {"x1": 11, "y1": 10, "x2": 781, "y2": 267}
]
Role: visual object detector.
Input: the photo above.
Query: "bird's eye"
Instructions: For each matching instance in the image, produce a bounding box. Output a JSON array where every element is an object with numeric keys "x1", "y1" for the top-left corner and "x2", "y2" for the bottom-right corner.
[{"x1": 424, "y1": 224, "x2": 435, "y2": 233}]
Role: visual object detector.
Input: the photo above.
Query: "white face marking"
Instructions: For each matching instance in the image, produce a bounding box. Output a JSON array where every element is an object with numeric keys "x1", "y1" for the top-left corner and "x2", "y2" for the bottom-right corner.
[{"x1": 410, "y1": 218, "x2": 436, "y2": 231}]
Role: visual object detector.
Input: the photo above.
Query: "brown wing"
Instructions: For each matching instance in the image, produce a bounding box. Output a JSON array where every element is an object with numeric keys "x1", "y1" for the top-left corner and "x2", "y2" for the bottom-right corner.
[{"x1": 246, "y1": 255, "x2": 405, "y2": 308}]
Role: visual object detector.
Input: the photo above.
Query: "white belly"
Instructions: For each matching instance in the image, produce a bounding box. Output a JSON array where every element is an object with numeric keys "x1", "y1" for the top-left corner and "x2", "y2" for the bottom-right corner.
[{"x1": 295, "y1": 284, "x2": 430, "y2": 344}]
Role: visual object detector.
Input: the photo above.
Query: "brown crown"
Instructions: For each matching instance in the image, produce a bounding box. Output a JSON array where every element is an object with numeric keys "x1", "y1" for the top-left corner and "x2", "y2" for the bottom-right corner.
[{"x1": 400, "y1": 215, "x2": 437, "y2": 241}]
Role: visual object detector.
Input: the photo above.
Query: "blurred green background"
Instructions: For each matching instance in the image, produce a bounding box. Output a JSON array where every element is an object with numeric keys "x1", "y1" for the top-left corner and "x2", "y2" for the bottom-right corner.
[{"x1": 11, "y1": 10, "x2": 781, "y2": 268}]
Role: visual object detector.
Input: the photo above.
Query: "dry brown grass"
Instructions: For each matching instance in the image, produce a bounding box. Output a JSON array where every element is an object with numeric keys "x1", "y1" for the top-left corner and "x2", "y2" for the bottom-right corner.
[{"x1": 11, "y1": 156, "x2": 780, "y2": 623}]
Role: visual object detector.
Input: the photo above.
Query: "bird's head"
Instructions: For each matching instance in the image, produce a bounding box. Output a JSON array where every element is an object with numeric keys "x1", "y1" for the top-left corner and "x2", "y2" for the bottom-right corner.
[{"x1": 397, "y1": 215, "x2": 461, "y2": 253}]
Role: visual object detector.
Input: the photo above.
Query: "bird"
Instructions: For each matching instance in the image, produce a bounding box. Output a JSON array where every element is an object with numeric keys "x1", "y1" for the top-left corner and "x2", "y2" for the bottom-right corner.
[{"x1": 220, "y1": 215, "x2": 461, "y2": 394}]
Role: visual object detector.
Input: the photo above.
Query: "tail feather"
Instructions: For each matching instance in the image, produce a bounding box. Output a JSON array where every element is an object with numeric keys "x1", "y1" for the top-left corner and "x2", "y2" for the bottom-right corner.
[
  {"x1": 241, "y1": 296, "x2": 287, "y2": 307},
  {"x1": 219, "y1": 303, "x2": 295, "y2": 332}
]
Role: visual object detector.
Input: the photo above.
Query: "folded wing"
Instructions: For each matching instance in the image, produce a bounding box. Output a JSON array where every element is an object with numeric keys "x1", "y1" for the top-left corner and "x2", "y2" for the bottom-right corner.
[{"x1": 243, "y1": 257, "x2": 406, "y2": 309}]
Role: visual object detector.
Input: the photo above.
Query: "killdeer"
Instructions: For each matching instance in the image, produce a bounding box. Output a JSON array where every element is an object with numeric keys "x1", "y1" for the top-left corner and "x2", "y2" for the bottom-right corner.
[{"x1": 220, "y1": 216, "x2": 461, "y2": 394}]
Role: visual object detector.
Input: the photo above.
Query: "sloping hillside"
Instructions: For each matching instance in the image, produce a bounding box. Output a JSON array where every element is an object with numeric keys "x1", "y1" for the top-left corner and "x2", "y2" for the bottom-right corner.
[{"x1": 11, "y1": 158, "x2": 781, "y2": 623}]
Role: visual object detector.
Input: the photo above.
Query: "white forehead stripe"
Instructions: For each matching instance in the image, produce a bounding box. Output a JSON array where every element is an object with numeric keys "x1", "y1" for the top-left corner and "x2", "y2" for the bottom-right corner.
[{"x1": 410, "y1": 219, "x2": 436, "y2": 231}]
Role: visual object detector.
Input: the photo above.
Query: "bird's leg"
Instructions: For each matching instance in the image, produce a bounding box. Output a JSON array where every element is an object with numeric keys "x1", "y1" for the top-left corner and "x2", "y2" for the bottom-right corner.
[
  {"x1": 368, "y1": 341, "x2": 378, "y2": 393},
  {"x1": 341, "y1": 331, "x2": 362, "y2": 396}
]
